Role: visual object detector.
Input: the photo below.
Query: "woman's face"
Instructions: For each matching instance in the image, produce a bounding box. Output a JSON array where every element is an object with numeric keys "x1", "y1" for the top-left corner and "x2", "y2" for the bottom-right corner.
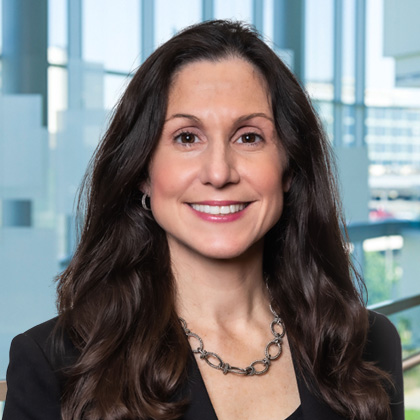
[{"x1": 145, "y1": 58, "x2": 290, "y2": 261}]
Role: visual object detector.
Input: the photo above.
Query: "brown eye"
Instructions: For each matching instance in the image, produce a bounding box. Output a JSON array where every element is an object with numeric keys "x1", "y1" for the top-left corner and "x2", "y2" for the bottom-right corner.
[
  {"x1": 238, "y1": 133, "x2": 262, "y2": 144},
  {"x1": 175, "y1": 132, "x2": 198, "y2": 144}
]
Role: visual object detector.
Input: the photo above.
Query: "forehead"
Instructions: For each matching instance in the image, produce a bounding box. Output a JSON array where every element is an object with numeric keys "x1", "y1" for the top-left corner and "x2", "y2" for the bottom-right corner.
[{"x1": 167, "y1": 58, "x2": 271, "y2": 110}]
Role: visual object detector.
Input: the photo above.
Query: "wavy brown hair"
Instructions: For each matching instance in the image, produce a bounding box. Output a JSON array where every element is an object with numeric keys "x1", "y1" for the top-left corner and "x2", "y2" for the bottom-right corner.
[{"x1": 56, "y1": 20, "x2": 393, "y2": 420}]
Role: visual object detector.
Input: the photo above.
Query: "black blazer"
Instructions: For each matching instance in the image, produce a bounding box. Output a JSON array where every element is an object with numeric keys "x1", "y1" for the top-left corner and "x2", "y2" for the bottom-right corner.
[{"x1": 3, "y1": 311, "x2": 404, "y2": 419}]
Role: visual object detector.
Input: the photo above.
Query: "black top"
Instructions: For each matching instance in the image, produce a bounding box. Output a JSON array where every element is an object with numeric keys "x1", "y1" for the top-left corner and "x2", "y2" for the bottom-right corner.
[
  {"x1": 286, "y1": 406, "x2": 303, "y2": 420},
  {"x1": 182, "y1": 350, "x2": 304, "y2": 420},
  {"x1": 3, "y1": 311, "x2": 404, "y2": 419}
]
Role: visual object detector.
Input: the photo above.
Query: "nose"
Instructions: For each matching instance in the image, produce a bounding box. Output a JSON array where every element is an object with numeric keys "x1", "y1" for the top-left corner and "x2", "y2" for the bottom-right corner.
[{"x1": 199, "y1": 141, "x2": 240, "y2": 188}]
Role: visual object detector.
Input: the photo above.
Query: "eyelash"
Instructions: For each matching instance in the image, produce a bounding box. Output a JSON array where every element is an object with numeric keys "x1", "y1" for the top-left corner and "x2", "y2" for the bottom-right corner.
[
  {"x1": 173, "y1": 131, "x2": 200, "y2": 146},
  {"x1": 237, "y1": 132, "x2": 264, "y2": 145},
  {"x1": 172, "y1": 130, "x2": 264, "y2": 147}
]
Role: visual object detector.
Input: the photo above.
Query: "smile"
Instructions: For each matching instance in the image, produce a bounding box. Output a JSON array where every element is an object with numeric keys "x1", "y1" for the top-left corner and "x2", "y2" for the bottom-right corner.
[{"x1": 189, "y1": 203, "x2": 247, "y2": 215}]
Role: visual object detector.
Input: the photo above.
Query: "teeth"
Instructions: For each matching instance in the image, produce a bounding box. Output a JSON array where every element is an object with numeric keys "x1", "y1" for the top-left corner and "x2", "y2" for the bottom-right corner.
[{"x1": 190, "y1": 203, "x2": 246, "y2": 215}]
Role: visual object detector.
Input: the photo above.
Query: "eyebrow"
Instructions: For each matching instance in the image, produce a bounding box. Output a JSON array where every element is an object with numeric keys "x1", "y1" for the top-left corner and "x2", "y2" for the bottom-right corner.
[{"x1": 165, "y1": 112, "x2": 274, "y2": 124}]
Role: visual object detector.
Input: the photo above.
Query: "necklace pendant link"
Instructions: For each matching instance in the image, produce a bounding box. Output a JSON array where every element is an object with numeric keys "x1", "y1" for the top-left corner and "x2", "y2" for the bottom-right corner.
[
  {"x1": 250, "y1": 358, "x2": 270, "y2": 375},
  {"x1": 228, "y1": 366, "x2": 248, "y2": 375},
  {"x1": 222, "y1": 363, "x2": 231, "y2": 375},
  {"x1": 265, "y1": 339, "x2": 282, "y2": 360},
  {"x1": 270, "y1": 318, "x2": 285, "y2": 338},
  {"x1": 179, "y1": 306, "x2": 285, "y2": 376},
  {"x1": 245, "y1": 366, "x2": 256, "y2": 376},
  {"x1": 202, "y1": 351, "x2": 224, "y2": 370}
]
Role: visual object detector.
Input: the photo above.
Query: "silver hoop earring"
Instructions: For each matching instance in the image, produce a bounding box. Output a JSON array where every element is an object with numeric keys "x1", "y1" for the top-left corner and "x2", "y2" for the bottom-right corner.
[{"x1": 141, "y1": 193, "x2": 151, "y2": 211}]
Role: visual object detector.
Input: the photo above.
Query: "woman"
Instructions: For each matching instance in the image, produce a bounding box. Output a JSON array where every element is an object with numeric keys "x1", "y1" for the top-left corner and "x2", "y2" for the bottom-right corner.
[{"x1": 4, "y1": 20, "x2": 403, "y2": 420}]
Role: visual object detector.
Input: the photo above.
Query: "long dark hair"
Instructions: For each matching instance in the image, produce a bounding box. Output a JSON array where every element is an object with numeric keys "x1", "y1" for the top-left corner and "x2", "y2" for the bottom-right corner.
[{"x1": 57, "y1": 20, "x2": 392, "y2": 420}]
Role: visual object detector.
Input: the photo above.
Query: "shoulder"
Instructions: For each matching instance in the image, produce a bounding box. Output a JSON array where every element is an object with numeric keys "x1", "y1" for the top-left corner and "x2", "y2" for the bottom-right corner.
[
  {"x1": 367, "y1": 310, "x2": 400, "y2": 340},
  {"x1": 3, "y1": 318, "x2": 79, "y2": 419},
  {"x1": 18, "y1": 317, "x2": 59, "y2": 352},
  {"x1": 16, "y1": 316, "x2": 79, "y2": 373},
  {"x1": 7, "y1": 318, "x2": 63, "y2": 390},
  {"x1": 364, "y1": 310, "x2": 402, "y2": 370},
  {"x1": 9, "y1": 317, "x2": 60, "y2": 373},
  {"x1": 365, "y1": 310, "x2": 404, "y2": 417}
]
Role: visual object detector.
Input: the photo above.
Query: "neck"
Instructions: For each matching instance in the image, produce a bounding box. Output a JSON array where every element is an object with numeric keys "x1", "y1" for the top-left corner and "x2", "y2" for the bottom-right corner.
[{"x1": 171, "y1": 241, "x2": 270, "y2": 327}]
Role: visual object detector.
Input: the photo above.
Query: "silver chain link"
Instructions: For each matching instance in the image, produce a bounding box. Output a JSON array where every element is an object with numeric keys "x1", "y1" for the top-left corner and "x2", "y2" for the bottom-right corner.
[{"x1": 179, "y1": 305, "x2": 285, "y2": 376}]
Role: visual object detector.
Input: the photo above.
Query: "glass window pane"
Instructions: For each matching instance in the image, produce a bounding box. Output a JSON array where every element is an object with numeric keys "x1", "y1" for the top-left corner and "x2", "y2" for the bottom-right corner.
[
  {"x1": 365, "y1": 0, "x2": 395, "y2": 96},
  {"x1": 404, "y1": 364, "x2": 420, "y2": 416},
  {"x1": 48, "y1": 0, "x2": 68, "y2": 65},
  {"x1": 313, "y1": 100, "x2": 333, "y2": 142},
  {"x1": 0, "y1": 0, "x2": 3, "y2": 54},
  {"x1": 389, "y1": 307, "x2": 420, "y2": 358},
  {"x1": 263, "y1": 0, "x2": 274, "y2": 43},
  {"x1": 104, "y1": 73, "x2": 130, "y2": 111},
  {"x1": 83, "y1": 0, "x2": 140, "y2": 72},
  {"x1": 49, "y1": 0, "x2": 67, "y2": 49},
  {"x1": 305, "y1": 0, "x2": 334, "y2": 85},
  {"x1": 341, "y1": 0, "x2": 355, "y2": 103},
  {"x1": 154, "y1": 0, "x2": 201, "y2": 48},
  {"x1": 48, "y1": 66, "x2": 68, "y2": 134},
  {"x1": 214, "y1": 0, "x2": 253, "y2": 23}
]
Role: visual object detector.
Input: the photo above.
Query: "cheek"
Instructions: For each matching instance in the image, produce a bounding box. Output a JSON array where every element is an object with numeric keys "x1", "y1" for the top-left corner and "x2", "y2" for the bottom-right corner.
[
  {"x1": 256, "y1": 163, "x2": 287, "y2": 226},
  {"x1": 256, "y1": 161, "x2": 286, "y2": 196},
  {"x1": 148, "y1": 157, "x2": 195, "y2": 201},
  {"x1": 149, "y1": 170, "x2": 178, "y2": 201},
  {"x1": 147, "y1": 168, "x2": 178, "y2": 229}
]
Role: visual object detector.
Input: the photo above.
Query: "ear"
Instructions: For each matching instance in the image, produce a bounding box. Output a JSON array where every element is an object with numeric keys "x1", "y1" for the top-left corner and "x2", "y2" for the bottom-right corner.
[
  {"x1": 283, "y1": 173, "x2": 292, "y2": 193},
  {"x1": 139, "y1": 179, "x2": 151, "y2": 196}
]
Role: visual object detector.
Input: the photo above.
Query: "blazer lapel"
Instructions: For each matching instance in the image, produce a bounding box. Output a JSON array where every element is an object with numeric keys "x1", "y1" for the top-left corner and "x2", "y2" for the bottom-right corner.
[
  {"x1": 180, "y1": 351, "x2": 344, "y2": 420},
  {"x1": 295, "y1": 370, "x2": 344, "y2": 420},
  {"x1": 180, "y1": 354, "x2": 219, "y2": 420}
]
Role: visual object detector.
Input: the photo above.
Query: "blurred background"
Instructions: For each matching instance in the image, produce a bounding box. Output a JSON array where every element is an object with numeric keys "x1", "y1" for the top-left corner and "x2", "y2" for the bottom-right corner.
[{"x1": 0, "y1": 0, "x2": 419, "y2": 416}]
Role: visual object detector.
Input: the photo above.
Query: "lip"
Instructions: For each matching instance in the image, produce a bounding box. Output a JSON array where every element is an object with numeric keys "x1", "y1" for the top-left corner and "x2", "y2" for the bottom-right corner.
[{"x1": 187, "y1": 201, "x2": 250, "y2": 222}]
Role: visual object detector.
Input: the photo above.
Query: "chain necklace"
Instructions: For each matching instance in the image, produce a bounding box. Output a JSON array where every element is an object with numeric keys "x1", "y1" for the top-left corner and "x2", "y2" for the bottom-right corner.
[{"x1": 179, "y1": 305, "x2": 285, "y2": 376}]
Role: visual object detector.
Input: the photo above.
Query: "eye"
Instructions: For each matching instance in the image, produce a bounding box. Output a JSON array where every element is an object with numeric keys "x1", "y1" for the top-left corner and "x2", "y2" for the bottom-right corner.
[
  {"x1": 174, "y1": 132, "x2": 199, "y2": 144},
  {"x1": 237, "y1": 132, "x2": 263, "y2": 144}
]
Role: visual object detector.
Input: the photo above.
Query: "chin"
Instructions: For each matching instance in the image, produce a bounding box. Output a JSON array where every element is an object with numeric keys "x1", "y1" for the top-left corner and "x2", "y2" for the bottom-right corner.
[
  {"x1": 194, "y1": 241, "x2": 262, "y2": 261},
  {"x1": 204, "y1": 250, "x2": 246, "y2": 261},
  {"x1": 167, "y1": 234, "x2": 263, "y2": 262}
]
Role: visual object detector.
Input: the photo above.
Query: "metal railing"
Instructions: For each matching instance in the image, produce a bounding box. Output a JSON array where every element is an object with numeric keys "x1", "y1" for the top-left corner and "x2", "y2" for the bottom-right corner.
[
  {"x1": 346, "y1": 219, "x2": 420, "y2": 242},
  {"x1": 369, "y1": 293, "x2": 420, "y2": 316}
]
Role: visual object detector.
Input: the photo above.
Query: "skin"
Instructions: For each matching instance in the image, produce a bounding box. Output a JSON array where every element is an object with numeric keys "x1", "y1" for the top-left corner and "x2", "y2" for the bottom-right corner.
[
  {"x1": 144, "y1": 58, "x2": 299, "y2": 420},
  {"x1": 146, "y1": 58, "x2": 289, "y2": 262}
]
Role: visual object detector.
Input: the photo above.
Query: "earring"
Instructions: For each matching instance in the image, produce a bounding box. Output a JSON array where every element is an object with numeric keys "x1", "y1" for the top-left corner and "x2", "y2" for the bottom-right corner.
[{"x1": 141, "y1": 193, "x2": 151, "y2": 211}]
